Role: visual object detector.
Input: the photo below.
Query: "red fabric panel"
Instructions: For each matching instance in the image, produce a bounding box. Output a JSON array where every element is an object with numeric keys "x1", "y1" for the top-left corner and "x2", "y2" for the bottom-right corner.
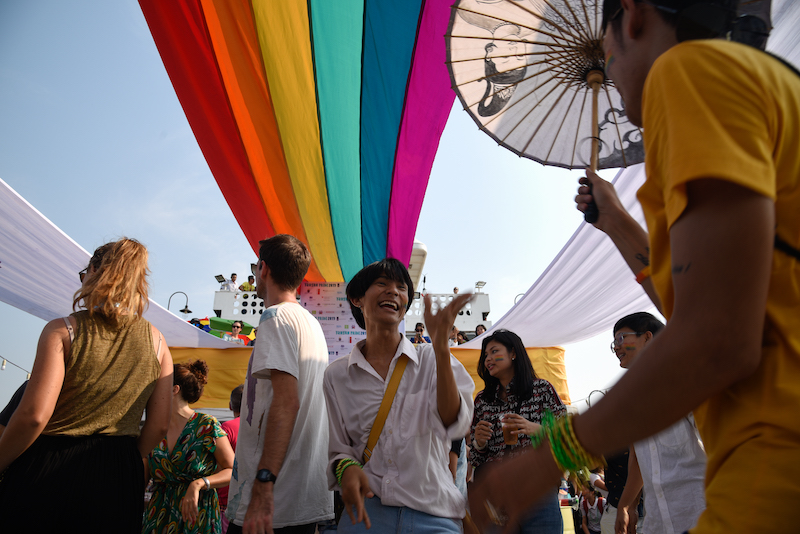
[{"x1": 138, "y1": 0, "x2": 275, "y2": 253}]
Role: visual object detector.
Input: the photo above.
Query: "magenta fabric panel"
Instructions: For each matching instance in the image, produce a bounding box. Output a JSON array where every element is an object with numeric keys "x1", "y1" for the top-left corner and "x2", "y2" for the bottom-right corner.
[{"x1": 385, "y1": 0, "x2": 455, "y2": 264}]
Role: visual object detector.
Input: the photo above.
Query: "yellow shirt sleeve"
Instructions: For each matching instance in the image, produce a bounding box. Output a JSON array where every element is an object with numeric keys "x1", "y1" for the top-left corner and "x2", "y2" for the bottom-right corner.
[{"x1": 642, "y1": 40, "x2": 777, "y2": 229}]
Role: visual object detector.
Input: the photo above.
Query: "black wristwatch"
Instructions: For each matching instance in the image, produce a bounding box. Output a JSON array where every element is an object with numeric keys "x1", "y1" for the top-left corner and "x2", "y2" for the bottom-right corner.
[{"x1": 255, "y1": 468, "x2": 277, "y2": 484}]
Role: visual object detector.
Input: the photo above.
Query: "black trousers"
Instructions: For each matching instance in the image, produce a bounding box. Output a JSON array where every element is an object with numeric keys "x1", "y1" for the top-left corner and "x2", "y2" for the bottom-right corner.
[{"x1": 226, "y1": 522, "x2": 317, "y2": 534}]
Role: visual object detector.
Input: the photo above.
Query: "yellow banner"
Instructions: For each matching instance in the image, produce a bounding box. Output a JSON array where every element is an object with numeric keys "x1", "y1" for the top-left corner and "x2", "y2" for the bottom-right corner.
[
  {"x1": 451, "y1": 346, "x2": 571, "y2": 405},
  {"x1": 184, "y1": 345, "x2": 570, "y2": 409}
]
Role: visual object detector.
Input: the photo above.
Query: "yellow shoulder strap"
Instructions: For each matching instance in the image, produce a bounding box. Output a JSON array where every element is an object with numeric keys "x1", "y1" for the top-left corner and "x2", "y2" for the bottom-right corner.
[{"x1": 362, "y1": 354, "x2": 409, "y2": 464}]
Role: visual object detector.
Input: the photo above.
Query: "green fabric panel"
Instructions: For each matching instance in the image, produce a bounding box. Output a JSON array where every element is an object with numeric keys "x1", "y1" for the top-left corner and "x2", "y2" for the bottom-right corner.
[{"x1": 310, "y1": 0, "x2": 364, "y2": 281}]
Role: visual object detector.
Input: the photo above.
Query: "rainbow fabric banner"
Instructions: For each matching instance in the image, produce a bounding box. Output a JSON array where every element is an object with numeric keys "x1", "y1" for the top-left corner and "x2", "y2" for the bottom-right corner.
[{"x1": 139, "y1": 0, "x2": 455, "y2": 282}]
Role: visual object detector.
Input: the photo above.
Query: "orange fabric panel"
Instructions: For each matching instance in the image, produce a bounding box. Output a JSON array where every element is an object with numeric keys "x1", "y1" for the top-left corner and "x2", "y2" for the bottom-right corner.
[
  {"x1": 451, "y1": 346, "x2": 571, "y2": 405},
  {"x1": 201, "y1": 0, "x2": 325, "y2": 281}
]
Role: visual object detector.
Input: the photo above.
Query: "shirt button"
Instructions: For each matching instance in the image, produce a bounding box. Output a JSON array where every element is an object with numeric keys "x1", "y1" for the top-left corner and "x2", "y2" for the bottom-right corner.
[{"x1": 388, "y1": 459, "x2": 392, "y2": 464}]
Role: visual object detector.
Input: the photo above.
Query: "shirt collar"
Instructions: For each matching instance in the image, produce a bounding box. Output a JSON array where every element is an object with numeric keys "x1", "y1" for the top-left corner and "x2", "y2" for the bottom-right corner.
[{"x1": 348, "y1": 334, "x2": 420, "y2": 370}]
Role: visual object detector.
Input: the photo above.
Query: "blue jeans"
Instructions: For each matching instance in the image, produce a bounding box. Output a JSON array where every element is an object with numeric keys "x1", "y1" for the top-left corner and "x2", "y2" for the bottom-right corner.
[
  {"x1": 337, "y1": 496, "x2": 461, "y2": 534},
  {"x1": 517, "y1": 494, "x2": 562, "y2": 534}
]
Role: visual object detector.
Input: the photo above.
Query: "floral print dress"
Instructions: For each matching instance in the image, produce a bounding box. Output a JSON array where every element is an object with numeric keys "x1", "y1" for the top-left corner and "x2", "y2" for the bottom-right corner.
[{"x1": 143, "y1": 412, "x2": 226, "y2": 534}]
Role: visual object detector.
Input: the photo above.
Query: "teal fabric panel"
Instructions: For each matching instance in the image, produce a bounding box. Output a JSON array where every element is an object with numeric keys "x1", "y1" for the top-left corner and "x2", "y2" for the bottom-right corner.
[
  {"x1": 360, "y1": 0, "x2": 423, "y2": 266},
  {"x1": 310, "y1": 0, "x2": 365, "y2": 281}
]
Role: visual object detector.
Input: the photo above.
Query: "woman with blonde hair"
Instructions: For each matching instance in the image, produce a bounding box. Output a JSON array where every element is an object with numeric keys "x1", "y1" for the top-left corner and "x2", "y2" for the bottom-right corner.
[
  {"x1": 143, "y1": 360, "x2": 234, "y2": 534},
  {"x1": 0, "y1": 238, "x2": 173, "y2": 533}
]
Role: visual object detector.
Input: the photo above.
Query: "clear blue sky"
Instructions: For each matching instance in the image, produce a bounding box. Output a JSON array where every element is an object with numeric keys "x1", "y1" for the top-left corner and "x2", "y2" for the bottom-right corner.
[{"x1": 0, "y1": 1, "x2": 626, "y2": 408}]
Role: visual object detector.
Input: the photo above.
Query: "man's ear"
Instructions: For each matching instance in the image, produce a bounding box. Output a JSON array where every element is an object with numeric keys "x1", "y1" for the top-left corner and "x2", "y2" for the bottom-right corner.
[
  {"x1": 259, "y1": 264, "x2": 271, "y2": 285},
  {"x1": 621, "y1": 0, "x2": 645, "y2": 39},
  {"x1": 349, "y1": 296, "x2": 363, "y2": 309},
  {"x1": 644, "y1": 331, "x2": 654, "y2": 343}
]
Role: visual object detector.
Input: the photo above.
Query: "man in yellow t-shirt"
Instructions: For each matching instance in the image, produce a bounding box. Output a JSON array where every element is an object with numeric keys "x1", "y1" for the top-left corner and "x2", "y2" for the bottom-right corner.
[
  {"x1": 239, "y1": 275, "x2": 256, "y2": 292},
  {"x1": 467, "y1": 1, "x2": 800, "y2": 533}
]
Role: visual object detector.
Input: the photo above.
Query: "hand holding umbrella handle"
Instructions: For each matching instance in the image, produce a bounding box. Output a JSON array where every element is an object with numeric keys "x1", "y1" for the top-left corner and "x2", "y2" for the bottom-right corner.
[
  {"x1": 585, "y1": 70, "x2": 604, "y2": 224},
  {"x1": 583, "y1": 184, "x2": 600, "y2": 223}
]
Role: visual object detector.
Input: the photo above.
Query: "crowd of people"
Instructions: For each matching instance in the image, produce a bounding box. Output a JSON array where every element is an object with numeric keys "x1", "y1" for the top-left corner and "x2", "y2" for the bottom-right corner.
[
  {"x1": 0, "y1": 0, "x2": 798, "y2": 533},
  {"x1": 412, "y1": 322, "x2": 487, "y2": 346}
]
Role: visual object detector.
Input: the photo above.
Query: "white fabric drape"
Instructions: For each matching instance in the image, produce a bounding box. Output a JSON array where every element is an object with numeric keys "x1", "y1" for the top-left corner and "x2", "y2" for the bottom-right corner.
[
  {"x1": 464, "y1": 165, "x2": 651, "y2": 348},
  {"x1": 0, "y1": 176, "x2": 231, "y2": 349}
]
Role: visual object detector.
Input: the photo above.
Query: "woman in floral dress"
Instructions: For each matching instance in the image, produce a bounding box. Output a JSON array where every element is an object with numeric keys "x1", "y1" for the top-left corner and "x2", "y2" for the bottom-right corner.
[{"x1": 143, "y1": 360, "x2": 234, "y2": 534}]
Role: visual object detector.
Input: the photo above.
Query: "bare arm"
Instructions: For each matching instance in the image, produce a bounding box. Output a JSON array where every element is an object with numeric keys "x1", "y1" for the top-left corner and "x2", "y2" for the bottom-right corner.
[
  {"x1": 180, "y1": 435, "x2": 235, "y2": 523},
  {"x1": 243, "y1": 370, "x2": 299, "y2": 534},
  {"x1": 577, "y1": 171, "x2": 662, "y2": 311},
  {"x1": 616, "y1": 447, "x2": 643, "y2": 534},
  {"x1": 424, "y1": 292, "x2": 473, "y2": 427},
  {"x1": 0, "y1": 319, "x2": 68, "y2": 471},
  {"x1": 470, "y1": 179, "x2": 774, "y2": 529},
  {"x1": 138, "y1": 327, "x2": 173, "y2": 459},
  {"x1": 574, "y1": 178, "x2": 772, "y2": 453}
]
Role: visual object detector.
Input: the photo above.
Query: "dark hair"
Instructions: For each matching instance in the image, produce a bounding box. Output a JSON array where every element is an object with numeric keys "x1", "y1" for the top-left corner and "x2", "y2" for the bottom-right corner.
[
  {"x1": 346, "y1": 258, "x2": 414, "y2": 330},
  {"x1": 613, "y1": 312, "x2": 664, "y2": 336},
  {"x1": 248, "y1": 275, "x2": 255, "y2": 281},
  {"x1": 231, "y1": 273, "x2": 237, "y2": 278},
  {"x1": 478, "y1": 329, "x2": 538, "y2": 402},
  {"x1": 475, "y1": 324, "x2": 487, "y2": 334},
  {"x1": 230, "y1": 384, "x2": 244, "y2": 413},
  {"x1": 259, "y1": 234, "x2": 312, "y2": 291},
  {"x1": 232, "y1": 321, "x2": 243, "y2": 328},
  {"x1": 174, "y1": 360, "x2": 209, "y2": 404},
  {"x1": 603, "y1": 0, "x2": 737, "y2": 42},
  {"x1": 415, "y1": 322, "x2": 424, "y2": 330}
]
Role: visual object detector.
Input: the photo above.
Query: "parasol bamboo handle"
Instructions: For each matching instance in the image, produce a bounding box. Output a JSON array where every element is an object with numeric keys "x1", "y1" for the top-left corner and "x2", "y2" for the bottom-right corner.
[
  {"x1": 587, "y1": 69, "x2": 604, "y2": 173},
  {"x1": 584, "y1": 70, "x2": 604, "y2": 224}
]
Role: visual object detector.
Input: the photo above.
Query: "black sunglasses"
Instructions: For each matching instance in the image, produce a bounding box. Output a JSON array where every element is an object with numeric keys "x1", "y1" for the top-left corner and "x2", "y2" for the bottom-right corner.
[{"x1": 79, "y1": 267, "x2": 88, "y2": 282}]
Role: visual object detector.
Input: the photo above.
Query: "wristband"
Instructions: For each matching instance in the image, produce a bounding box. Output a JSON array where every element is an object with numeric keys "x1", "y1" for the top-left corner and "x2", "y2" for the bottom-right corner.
[
  {"x1": 635, "y1": 266, "x2": 651, "y2": 284},
  {"x1": 335, "y1": 458, "x2": 363, "y2": 487},
  {"x1": 202, "y1": 476, "x2": 210, "y2": 490}
]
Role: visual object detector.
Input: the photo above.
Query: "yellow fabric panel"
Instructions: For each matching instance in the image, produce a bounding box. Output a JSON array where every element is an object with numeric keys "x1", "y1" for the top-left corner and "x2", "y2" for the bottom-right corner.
[
  {"x1": 181, "y1": 345, "x2": 570, "y2": 409},
  {"x1": 172, "y1": 347, "x2": 251, "y2": 409},
  {"x1": 451, "y1": 346, "x2": 571, "y2": 405},
  {"x1": 200, "y1": 0, "x2": 326, "y2": 282},
  {"x1": 250, "y1": 0, "x2": 343, "y2": 282}
]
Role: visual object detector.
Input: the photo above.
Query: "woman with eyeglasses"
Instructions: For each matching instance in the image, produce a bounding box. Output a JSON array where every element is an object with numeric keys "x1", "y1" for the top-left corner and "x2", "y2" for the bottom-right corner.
[
  {"x1": 0, "y1": 238, "x2": 173, "y2": 533},
  {"x1": 224, "y1": 321, "x2": 246, "y2": 345},
  {"x1": 469, "y1": 329, "x2": 566, "y2": 534}
]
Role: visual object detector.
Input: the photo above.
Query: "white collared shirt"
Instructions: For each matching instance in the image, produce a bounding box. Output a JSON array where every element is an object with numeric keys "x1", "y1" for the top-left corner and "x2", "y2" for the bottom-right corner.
[
  {"x1": 323, "y1": 336, "x2": 474, "y2": 519},
  {"x1": 634, "y1": 414, "x2": 707, "y2": 534}
]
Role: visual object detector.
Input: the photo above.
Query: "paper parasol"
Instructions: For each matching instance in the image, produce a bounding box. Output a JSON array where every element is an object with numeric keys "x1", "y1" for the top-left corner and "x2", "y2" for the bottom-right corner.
[{"x1": 446, "y1": 0, "x2": 644, "y2": 171}]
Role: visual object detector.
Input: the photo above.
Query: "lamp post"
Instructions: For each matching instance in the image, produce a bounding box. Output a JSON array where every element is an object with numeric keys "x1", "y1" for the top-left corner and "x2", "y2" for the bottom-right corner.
[
  {"x1": 586, "y1": 389, "x2": 608, "y2": 408},
  {"x1": 168, "y1": 291, "x2": 192, "y2": 315}
]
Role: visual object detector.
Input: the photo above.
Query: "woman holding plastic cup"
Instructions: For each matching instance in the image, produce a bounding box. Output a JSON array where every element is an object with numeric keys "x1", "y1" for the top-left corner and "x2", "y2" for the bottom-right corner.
[{"x1": 469, "y1": 329, "x2": 566, "y2": 533}]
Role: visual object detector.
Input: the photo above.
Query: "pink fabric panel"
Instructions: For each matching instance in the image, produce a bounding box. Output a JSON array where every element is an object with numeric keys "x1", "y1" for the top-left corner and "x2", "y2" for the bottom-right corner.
[{"x1": 386, "y1": 0, "x2": 455, "y2": 264}]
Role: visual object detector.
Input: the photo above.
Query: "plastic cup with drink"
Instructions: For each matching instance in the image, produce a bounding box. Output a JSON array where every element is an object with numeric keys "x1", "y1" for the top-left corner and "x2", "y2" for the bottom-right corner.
[{"x1": 501, "y1": 414, "x2": 519, "y2": 445}]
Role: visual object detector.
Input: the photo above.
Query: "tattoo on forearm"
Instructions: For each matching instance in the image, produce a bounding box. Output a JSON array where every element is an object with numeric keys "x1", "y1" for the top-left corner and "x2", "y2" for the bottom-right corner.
[
  {"x1": 635, "y1": 252, "x2": 650, "y2": 267},
  {"x1": 672, "y1": 263, "x2": 691, "y2": 275}
]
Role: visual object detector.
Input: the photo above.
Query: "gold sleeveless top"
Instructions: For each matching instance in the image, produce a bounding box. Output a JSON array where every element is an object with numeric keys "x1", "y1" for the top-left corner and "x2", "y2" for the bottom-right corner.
[{"x1": 44, "y1": 310, "x2": 161, "y2": 436}]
